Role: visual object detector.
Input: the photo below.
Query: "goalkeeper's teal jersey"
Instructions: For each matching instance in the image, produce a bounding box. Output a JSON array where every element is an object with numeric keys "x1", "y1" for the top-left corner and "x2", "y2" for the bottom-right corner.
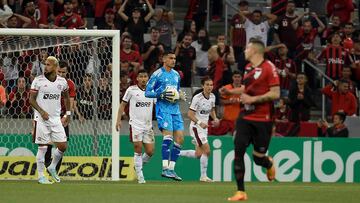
[{"x1": 145, "y1": 67, "x2": 181, "y2": 115}]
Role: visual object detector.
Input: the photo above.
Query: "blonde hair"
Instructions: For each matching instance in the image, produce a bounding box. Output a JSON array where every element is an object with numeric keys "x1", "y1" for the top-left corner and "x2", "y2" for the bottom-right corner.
[{"x1": 46, "y1": 56, "x2": 59, "y2": 67}]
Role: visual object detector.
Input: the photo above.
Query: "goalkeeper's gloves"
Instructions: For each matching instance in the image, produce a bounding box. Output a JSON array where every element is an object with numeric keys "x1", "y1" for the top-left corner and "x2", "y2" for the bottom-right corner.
[
  {"x1": 179, "y1": 90, "x2": 187, "y2": 101},
  {"x1": 159, "y1": 89, "x2": 177, "y2": 102}
]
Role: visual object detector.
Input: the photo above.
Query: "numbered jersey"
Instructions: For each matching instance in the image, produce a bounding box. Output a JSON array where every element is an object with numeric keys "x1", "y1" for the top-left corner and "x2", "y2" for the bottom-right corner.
[
  {"x1": 30, "y1": 75, "x2": 69, "y2": 126},
  {"x1": 189, "y1": 92, "x2": 216, "y2": 125},
  {"x1": 240, "y1": 60, "x2": 280, "y2": 122},
  {"x1": 122, "y1": 85, "x2": 156, "y2": 130}
]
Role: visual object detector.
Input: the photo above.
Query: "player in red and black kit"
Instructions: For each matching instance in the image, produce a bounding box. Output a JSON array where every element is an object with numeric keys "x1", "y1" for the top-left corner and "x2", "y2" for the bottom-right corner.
[
  {"x1": 220, "y1": 39, "x2": 280, "y2": 201},
  {"x1": 45, "y1": 60, "x2": 76, "y2": 172}
]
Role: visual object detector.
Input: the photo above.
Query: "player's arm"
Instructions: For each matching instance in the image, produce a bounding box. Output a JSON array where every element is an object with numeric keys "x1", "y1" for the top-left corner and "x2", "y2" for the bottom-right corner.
[
  {"x1": 145, "y1": 74, "x2": 159, "y2": 98},
  {"x1": 242, "y1": 86, "x2": 280, "y2": 104},
  {"x1": 29, "y1": 90, "x2": 49, "y2": 120},
  {"x1": 62, "y1": 89, "x2": 71, "y2": 125},
  {"x1": 219, "y1": 85, "x2": 245, "y2": 96},
  {"x1": 116, "y1": 101, "x2": 128, "y2": 131},
  {"x1": 187, "y1": 108, "x2": 207, "y2": 129}
]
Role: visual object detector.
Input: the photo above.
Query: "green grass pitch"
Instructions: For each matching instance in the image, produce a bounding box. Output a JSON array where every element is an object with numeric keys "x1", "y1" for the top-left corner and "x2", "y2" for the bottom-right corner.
[{"x1": 0, "y1": 180, "x2": 359, "y2": 203}]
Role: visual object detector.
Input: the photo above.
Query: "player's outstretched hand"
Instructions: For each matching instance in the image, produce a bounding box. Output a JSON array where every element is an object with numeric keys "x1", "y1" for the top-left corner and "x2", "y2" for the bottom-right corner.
[{"x1": 41, "y1": 111, "x2": 49, "y2": 120}]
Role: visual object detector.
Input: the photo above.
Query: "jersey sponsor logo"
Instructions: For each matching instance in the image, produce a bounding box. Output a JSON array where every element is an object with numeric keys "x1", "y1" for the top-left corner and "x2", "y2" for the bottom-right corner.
[
  {"x1": 328, "y1": 58, "x2": 344, "y2": 64},
  {"x1": 43, "y1": 93, "x2": 60, "y2": 100},
  {"x1": 135, "y1": 102, "x2": 152, "y2": 107},
  {"x1": 200, "y1": 110, "x2": 211, "y2": 114}
]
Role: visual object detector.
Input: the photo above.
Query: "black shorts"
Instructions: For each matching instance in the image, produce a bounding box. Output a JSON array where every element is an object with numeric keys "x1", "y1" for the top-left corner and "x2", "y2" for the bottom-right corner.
[{"x1": 234, "y1": 118, "x2": 273, "y2": 154}]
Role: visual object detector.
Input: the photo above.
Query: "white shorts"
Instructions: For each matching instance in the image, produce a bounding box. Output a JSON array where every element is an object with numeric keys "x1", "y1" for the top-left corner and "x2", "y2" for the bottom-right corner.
[
  {"x1": 189, "y1": 124, "x2": 208, "y2": 146},
  {"x1": 33, "y1": 121, "x2": 67, "y2": 144},
  {"x1": 130, "y1": 125, "x2": 155, "y2": 144}
]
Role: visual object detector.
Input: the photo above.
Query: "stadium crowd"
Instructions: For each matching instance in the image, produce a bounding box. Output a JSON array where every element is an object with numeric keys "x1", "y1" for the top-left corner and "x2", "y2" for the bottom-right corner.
[{"x1": 0, "y1": 0, "x2": 359, "y2": 137}]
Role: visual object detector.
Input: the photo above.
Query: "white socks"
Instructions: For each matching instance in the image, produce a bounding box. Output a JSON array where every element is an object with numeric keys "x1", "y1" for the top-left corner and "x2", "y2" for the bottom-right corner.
[
  {"x1": 48, "y1": 148, "x2": 63, "y2": 170},
  {"x1": 200, "y1": 154, "x2": 209, "y2": 178},
  {"x1": 134, "y1": 153, "x2": 144, "y2": 179},
  {"x1": 168, "y1": 161, "x2": 176, "y2": 170},
  {"x1": 142, "y1": 153, "x2": 151, "y2": 164},
  {"x1": 180, "y1": 150, "x2": 196, "y2": 158},
  {"x1": 36, "y1": 146, "x2": 47, "y2": 178}
]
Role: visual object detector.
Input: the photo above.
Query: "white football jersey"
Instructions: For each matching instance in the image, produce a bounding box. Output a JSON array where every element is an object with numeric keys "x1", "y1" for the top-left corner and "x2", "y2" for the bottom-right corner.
[
  {"x1": 122, "y1": 85, "x2": 156, "y2": 130},
  {"x1": 31, "y1": 75, "x2": 68, "y2": 126},
  {"x1": 244, "y1": 18, "x2": 270, "y2": 45},
  {"x1": 189, "y1": 92, "x2": 216, "y2": 125}
]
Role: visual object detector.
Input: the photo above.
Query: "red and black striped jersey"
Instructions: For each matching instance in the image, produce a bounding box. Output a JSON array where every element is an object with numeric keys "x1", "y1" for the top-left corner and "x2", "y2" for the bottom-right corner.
[{"x1": 317, "y1": 45, "x2": 349, "y2": 80}]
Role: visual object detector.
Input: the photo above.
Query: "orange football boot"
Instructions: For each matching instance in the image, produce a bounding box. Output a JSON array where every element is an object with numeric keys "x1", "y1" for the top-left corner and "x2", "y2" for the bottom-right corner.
[
  {"x1": 266, "y1": 157, "x2": 276, "y2": 181},
  {"x1": 227, "y1": 191, "x2": 248, "y2": 201}
]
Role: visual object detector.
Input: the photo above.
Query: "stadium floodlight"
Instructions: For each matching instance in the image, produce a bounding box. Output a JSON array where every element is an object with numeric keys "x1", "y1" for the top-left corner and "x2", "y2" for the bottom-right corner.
[{"x1": 0, "y1": 28, "x2": 121, "y2": 181}]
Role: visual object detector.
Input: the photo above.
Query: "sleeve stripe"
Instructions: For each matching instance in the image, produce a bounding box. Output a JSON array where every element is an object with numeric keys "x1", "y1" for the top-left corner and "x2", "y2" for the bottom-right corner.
[
  {"x1": 189, "y1": 108, "x2": 196, "y2": 112},
  {"x1": 122, "y1": 100, "x2": 128, "y2": 103}
]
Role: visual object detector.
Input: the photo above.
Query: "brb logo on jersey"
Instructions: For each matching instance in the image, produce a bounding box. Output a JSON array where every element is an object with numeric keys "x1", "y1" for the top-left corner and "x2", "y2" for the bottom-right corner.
[
  {"x1": 136, "y1": 102, "x2": 151, "y2": 107},
  {"x1": 43, "y1": 93, "x2": 60, "y2": 100}
]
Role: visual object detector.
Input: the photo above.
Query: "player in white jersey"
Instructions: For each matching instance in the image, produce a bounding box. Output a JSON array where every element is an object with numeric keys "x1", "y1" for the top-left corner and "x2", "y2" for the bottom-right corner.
[
  {"x1": 180, "y1": 76, "x2": 219, "y2": 182},
  {"x1": 116, "y1": 70, "x2": 156, "y2": 184},
  {"x1": 29, "y1": 56, "x2": 71, "y2": 184}
]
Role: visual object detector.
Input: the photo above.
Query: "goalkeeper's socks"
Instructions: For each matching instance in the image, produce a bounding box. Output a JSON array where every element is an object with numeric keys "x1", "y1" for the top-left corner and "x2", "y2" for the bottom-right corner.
[
  {"x1": 142, "y1": 153, "x2": 151, "y2": 164},
  {"x1": 179, "y1": 150, "x2": 196, "y2": 158},
  {"x1": 200, "y1": 154, "x2": 209, "y2": 178},
  {"x1": 170, "y1": 142, "x2": 182, "y2": 163},
  {"x1": 134, "y1": 152, "x2": 143, "y2": 173},
  {"x1": 36, "y1": 146, "x2": 47, "y2": 178},
  {"x1": 48, "y1": 148, "x2": 64, "y2": 169},
  {"x1": 162, "y1": 135, "x2": 172, "y2": 168}
]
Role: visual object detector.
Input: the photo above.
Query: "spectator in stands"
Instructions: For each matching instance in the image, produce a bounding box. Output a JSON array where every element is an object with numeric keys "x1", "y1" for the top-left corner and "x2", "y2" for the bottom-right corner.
[
  {"x1": 22, "y1": 0, "x2": 42, "y2": 28},
  {"x1": 341, "y1": 66, "x2": 357, "y2": 96},
  {"x1": 118, "y1": 0, "x2": 154, "y2": 51},
  {"x1": 321, "y1": 15, "x2": 341, "y2": 45},
  {"x1": 316, "y1": 32, "x2": 349, "y2": 80},
  {"x1": 71, "y1": 0, "x2": 88, "y2": 28},
  {"x1": 121, "y1": 32, "x2": 140, "y2": 51},
  {"x1": 216, "y1": 34, "x2": 235, "y2": 86},
  {"x1": 1, "y1": 52, "x2": 19, "y2": 93},
  {"x1": 343, "y1": 23, "x2": 355, "y2": 40},
  {"x1": 74, "y1": 74, "x2": 94, "y2": 122},
  {"x1": 238, "y1": 9, "x2": 277, "y2": 45},
  {"x1": 0, "y1": 83, "x2": 6, "y2": 117},
  {"x1": 151, "y1": 7, "x2": 163, "y2": 27},
  {"x1": 288, "y1": 72, "x2": 314, "y2": 122},
  {"x1": 292, "y1": 13, "x2": 325, "y2": 88},
  {"x1": 274, "y1": 97, "x2": 292, "y2": 137},
  {"x1": 184, "y1": 0, "x2": 207, "y2": 32},
  {"x1": 191, "y1": 28, "x2": 211, "y2": 77},
  {"x1": 7, "y1": 77, "x2": 32, "y2": 118},
  {"x1": 30, "y1": 48, "x2": 47, "y2": 81},
  {"x1": 208, "y1": 71, "x2": 242, "y2": 135},
  {"x1": 349, "y1": 40, "x2": 360, "y2": 87},
  {"x1": 274, "y1": 1, "x2": 298, "y2": 56},
  {"x1": 6, "y1": 13, "x2": 32, "y2": 28},
  {"x1": 0, "y1": 0, "x2": 13, "y2": 27},
  {"x1": 54, "y1": 0, "x2": 85, "y2": 29},
  {"x1": 120, "y1": 35, "x2": 143, "y2": 83},
  {"x1": 230, "y1": 1, "x2": 248, "y2": 72},
  {"x1": 175, "y1": 33, "x2": 196, "y2": 87},
  {"x1": 177, "y1": 20, "x2": 197, "y2": 43},
  {"x1": 157, "y1": 9, "x2": 176, "y2": 52},
  {"x1": 321, "y1": 79, "x2": 358, "y2": 117},
  {"x1": 98, "y1": 76, "x2": 112, "y2": 120},
  {"x1": 292, "y1": 12, "x2": 325, "y2": 61},
  {"x1": 207, "y1": 45, "x2": 225, "y2": 92},
  {"x1": 266, "y1": 44, "x2": 297, "y2": 97},
  {"x1": 142, "y1": 26, "x2": 164, "y2": 74},
  {"x1": 98, "y1": 8, "x2": 117, "y2": 29},
  {"x1": 326, "y1": 0, "x2": 354, "y2": 24},
  {"x1": 318, "y1": 112, "x2": 349, "y2": 137}
]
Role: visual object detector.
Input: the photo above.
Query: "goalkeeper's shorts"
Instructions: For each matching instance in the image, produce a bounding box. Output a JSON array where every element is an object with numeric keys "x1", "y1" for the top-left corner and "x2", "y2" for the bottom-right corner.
[{"x1": 156, "y1": 111, "x2": 184, "y2": 132}]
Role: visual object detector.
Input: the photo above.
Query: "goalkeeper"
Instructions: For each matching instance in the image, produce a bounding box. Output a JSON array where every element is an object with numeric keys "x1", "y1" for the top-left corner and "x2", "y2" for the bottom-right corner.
[{"x1": 145, "y1": 51, "x2": 186, "y2": 181}]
